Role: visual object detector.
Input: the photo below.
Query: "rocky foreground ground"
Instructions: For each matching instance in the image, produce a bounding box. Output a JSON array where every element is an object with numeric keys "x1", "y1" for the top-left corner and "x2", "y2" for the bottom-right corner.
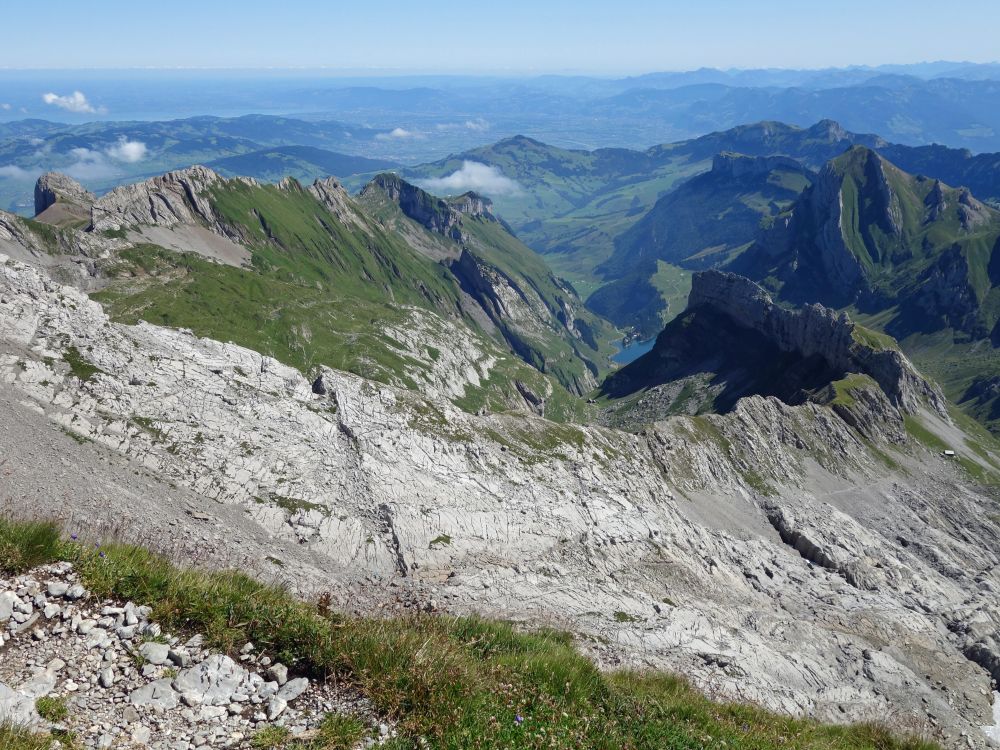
[{"x1": 0, "y1": 562, "x2": 388, "y2": 748}]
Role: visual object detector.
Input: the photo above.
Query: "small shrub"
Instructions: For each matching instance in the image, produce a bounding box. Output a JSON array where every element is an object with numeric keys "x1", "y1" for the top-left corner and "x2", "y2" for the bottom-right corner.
[{"x1": 35, "y1": 695, "x2": 69, "y2": 722}]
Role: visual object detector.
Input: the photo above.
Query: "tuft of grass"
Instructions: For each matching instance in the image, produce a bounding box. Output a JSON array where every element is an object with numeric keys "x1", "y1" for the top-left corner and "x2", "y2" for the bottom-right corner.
[
  {"x1": 62, "y1": 346, "x2": 104, "y2": 383},
  {"x1": 0, "y1": 519, "x2": 62, "y2": 574},
  {"x1": 0, "y1": 724, "x2": 55, "y2": 750},
  {"x1": 252, "y1": 726, "x2": 292, "y2": 749},
  {"x1": 63, "y1": 346, "x2": 104, "y2": 383},
  {"x1": 313, "y1": 714, "x2": 368, "y2": 749},
  {"x1": 0, "y1": 518, "x2": 939, "y2": 750},
  {"x1": 35, "y1": 696, "x2": 69, "y2": 723}
]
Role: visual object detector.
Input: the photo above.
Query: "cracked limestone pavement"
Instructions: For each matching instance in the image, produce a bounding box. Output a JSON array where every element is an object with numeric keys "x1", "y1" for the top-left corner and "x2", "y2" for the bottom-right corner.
[{"x1": 1, "y1": 251, "x2": 999, "y2": 747}]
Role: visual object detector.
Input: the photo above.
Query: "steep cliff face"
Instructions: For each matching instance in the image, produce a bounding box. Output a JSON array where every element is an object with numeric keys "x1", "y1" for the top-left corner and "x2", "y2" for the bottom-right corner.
[
  {"x1": 360, "y1": 174, "x2": 612, "y2": 394},
  {"x1": 710, "y1": 152, "x2": 804, "y2": 179},
  {"x1": 362, "y1": 173, "x2": 467, "y2": 242},
  {"x1": 732, "y1": 147, "x2": 1000, "y2": 327},
  {"x1": 305, "y1": 176, "x2": 367, "y2": 227},
  {"x1": 33, "y1": 172, "x2": 95, "y2": 226},
  {"x1": 686, "y1": 271, "x2": 946, "y2": 413},
  {"x1": 90, "y1": 166, "x2": 237, "y2": 235},
  {"x1": 601, "y1": 270, "x2": 946, "y2": 426}
]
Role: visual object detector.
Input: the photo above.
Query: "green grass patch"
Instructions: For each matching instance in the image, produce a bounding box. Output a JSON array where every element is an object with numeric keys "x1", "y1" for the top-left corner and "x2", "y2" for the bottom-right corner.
[
  {"x1": 0, "y1": 519, "x2": 62, "y2": 574},
  {"x1": 830, "y1": 374, "x2": 878, "y2": 408},
  {"x1": 956, "y1": 456, "x2": 1000, "y2": 486},
  {"x1": 0, "y1": 724, "x2": 67, "y2": 750},
  {"x1": 267, "y1": 494, "x2": 327, "y2": 515},
  {"x1": 251, "y1": 713, "x2": 368, "y2": 749},
  {"x1": 60, "y1": 427, "x2": 92, "y2": 445},
  {"x1": 613, "y1": 611, "x2": 644, "y2": 623},
  {"x1": 35, "y1": 696, "x2": 69, "y2": 722},
  {"x1": 0, "y1": 518, "x2": 938, "y2": 750},
  {"x1": 903, "y1": 415, "x2": 950, "y2": 453},
  {"x1": 62, "y1": 346, "x2": 104, "y2": 383},
  {"x1": 851, "y1": 324, "x2": 899, "y2": 352}
]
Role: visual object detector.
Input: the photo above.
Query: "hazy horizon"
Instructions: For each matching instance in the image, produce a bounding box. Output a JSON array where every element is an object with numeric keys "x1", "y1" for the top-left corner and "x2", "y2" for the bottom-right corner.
[{"x1": 5, "y1": 0, "x2": 1000, "y2": 73}]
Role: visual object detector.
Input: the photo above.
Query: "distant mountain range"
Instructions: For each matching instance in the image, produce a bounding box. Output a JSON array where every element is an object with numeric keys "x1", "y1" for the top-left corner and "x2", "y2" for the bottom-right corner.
[{"x1": 206, "y1": 146, "x2": 398, "y2": 183}]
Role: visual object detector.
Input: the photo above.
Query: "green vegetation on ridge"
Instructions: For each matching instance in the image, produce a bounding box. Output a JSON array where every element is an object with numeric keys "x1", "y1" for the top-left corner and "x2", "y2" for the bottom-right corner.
[{"x1": 91, "y1": 176, "x2": 596, "y2": 421}]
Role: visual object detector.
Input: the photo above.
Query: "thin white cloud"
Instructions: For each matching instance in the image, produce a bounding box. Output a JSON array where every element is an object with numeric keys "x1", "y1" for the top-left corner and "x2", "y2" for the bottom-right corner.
[
  {"x1": 63, "y1": 147, "x2": 116, "y2": 180},
  {"x1": 0, "y1": 103, "x2": 11, "y2": 111},
  {"x1": 376, "y1": 127, "x2": 419, "y2": 141},
  {"x1": 42, "y1": 91, "x2": 101, "y2": 114},
  {"x1": 435, "y1": 119, "x2": 491, "y2": 133},
  {"x1": 106, "y1": 137, "x2": 147, "y2": 163},
  {"x1": 464, "y1": 119, "x2": 490, "y2": 132},
  {"x1": 421, "y1": 161, "x2": 521, "y2": 197},
  {"x1": 0, "y1": 165, "x2": 31, "y2": 179}
]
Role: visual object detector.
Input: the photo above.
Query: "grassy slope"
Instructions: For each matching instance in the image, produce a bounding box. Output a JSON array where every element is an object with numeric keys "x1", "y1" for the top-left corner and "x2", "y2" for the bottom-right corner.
[
  {"x1": 357, "y1": 176, "x2": 621, "y2": 385},
  {"x1": 91, "y1": 178, "x2": 590, "y2": 421},
  {"x1": 586, "y1": 160, "x2": 811, "y2": 337},
  {"x1": 605, "y1": 162, "x2": 811, "y2": 276},
  {"x1": 0, "y1": 519, "x2": 937, "y2": 750}
]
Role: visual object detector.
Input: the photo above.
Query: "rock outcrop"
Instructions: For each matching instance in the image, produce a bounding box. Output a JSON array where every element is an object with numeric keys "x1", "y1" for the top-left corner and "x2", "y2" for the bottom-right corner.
[
  {"x1": 710, "y1": 152, "x2": 804, "y2": 180},
  {"x1": 688, "y1": 270, "x2": 947, "y2": 414},
  {"x1": 89, "y1": 166, "x2": 233, "y2": 234},
  {"x1": 362, "y1": 173, "x2": 466, "y2": 242},
  {"x1": 33, "y1": 172, "x2": 95, "y2": 218},
  {"x1": 306, "y1": 176, "x2": 366, "y2": 227}
]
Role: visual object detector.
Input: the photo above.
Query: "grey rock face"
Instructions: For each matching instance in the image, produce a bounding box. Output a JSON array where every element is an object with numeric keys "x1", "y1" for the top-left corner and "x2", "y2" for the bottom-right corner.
[
  {"x1": 306, "y1": 177, "x2": 367, "y2": 228},
  {"x1": 89, "y1": 166, "x2": 232, "y2": 233},
  {"x1": 448, "y1": 191, "x2": 498, "y2": 221},
  {"x1": 1, "y1": 254, "x2": 999, "y2": 745},
  {"x1": 368, "y1": 173, "x2": 467, "y2": 241},
  {"x1": 711, "y1": 152, "x2": 804, "y2": 180},
  {"x1": 139, "y1": 642, "x2": 170, "y2": 666},
  {"x1": 129, "y1": 678, "x2": 180, "y2": 709},
  {"x1": 688, "y1": 270, "x2": 947, "y2": 414},
  {"x1": 34, "y1": 172, "x2": 95, "y2": 217}
]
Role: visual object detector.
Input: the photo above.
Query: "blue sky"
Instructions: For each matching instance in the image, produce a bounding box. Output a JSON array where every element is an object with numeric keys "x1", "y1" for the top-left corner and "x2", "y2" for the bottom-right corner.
[{"x1": 3, "y1": 0, "x2": 999, "y2": 73}]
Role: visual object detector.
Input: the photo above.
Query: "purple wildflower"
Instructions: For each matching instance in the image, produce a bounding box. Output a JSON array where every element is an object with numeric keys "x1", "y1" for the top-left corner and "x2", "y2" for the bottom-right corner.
[
  {"x1": 70, "y1": 533, "x2": 78, "y2": 540},
  {"x1": 515, "y1": 714, "x2": 524, "y2": 726}
]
